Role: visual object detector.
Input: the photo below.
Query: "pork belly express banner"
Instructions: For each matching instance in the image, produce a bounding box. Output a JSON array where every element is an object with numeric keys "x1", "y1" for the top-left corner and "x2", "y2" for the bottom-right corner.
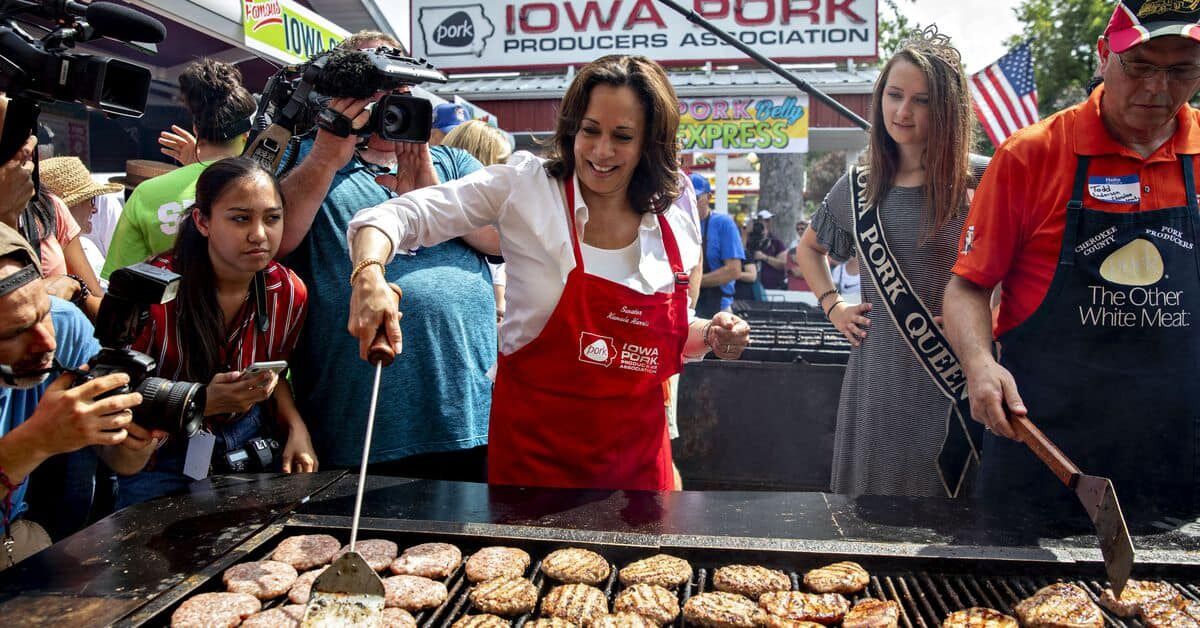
[{"x1": 410, "y1": 0, "x2": 879, "y2": 72}]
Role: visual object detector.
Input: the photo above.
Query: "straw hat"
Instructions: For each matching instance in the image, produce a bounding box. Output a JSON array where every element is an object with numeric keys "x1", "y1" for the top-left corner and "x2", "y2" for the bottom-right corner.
[
  {"x1": 39, "y1": 157, "x2": 124, "y2": 207},
  {"x1": 108, "y1": 159, "x2": 178, "y2": 190}
]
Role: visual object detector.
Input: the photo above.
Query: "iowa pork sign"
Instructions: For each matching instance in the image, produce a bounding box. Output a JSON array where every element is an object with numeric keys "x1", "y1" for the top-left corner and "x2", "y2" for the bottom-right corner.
[{"x1": 410, "y1": 0, "x2": 878, "y2": 72}]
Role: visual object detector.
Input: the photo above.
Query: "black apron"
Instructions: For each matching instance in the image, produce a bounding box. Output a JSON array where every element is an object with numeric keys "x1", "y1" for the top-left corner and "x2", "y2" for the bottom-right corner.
[{"x1": 976, "y1": 155, "x2": 1200, "y2": 522}]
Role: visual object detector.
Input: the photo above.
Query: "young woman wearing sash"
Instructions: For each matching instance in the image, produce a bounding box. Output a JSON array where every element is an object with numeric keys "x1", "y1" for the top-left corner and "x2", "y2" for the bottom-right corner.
[{"x1": 795, "y1": 28, "x2": 988, "y2": 497}]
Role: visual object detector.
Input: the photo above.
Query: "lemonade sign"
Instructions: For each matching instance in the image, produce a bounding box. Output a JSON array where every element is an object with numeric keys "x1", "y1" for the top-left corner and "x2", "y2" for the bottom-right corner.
[
  {"x1": 242, "y1": 0, "x2": 348, "y2": 64},
  {"x1": 677, "y1": 95, "x2": 810, "y2": 155}
]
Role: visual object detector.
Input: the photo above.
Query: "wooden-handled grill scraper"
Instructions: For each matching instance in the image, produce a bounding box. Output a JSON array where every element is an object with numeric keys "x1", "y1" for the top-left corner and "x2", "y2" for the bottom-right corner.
[
  {"x1": 303, "y1": 325, "x2": 397, "y2": 626},
  {"x1": 1011, "y1": 415, "x2": 1135, "y2": 597}
]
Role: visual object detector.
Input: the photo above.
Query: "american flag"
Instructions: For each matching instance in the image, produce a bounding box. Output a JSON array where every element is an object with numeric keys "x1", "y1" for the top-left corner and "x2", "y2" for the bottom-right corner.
[{"x1": 969, "y1": 43, "x2": 1039, "y2": 147}]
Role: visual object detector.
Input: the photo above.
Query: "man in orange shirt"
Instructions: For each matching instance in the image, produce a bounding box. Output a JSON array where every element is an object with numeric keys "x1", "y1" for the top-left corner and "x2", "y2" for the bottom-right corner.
[{"x1": 945, "y1": 0, "x2": 1200, "y2": 519}]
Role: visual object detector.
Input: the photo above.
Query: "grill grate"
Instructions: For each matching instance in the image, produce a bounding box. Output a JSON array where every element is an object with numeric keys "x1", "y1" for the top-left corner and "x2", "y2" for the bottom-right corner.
[{"x1": 136, "y1": 529, "x2": 1200, "y2": 627}]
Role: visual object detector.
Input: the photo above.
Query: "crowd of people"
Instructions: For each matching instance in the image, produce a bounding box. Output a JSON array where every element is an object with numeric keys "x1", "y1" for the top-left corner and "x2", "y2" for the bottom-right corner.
[{"x1": 0, "y1": 0, "x2": 1196, "y2": 572}]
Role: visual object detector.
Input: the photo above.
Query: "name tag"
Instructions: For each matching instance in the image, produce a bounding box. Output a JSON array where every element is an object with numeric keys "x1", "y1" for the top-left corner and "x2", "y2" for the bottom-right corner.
[{"x1": 1088, "y1": 175, "x2": 1140, "y2": 204}]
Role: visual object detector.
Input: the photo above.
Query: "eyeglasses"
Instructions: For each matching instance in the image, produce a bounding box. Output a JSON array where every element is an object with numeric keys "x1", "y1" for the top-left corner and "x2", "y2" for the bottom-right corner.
[{"x1": 1115, "y1": 54, "x2": 1200, "y2": 82}]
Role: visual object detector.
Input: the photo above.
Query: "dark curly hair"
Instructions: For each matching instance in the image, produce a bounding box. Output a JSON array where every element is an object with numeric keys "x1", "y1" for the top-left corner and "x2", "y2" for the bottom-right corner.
[
  {"x1": 178, "y1": 58, "x2": 257, "y2": 144},
  {"x1": 543, "y1": 55, "x2": 681, "y2": 215}
]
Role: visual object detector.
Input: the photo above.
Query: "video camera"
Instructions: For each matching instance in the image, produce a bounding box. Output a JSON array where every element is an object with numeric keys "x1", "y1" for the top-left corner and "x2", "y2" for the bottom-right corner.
[
  {"x1": 71, "y1": 264, "x2": 206, "y2": 438},
  {"x1": 246, "y1": 46, "x2": 447, "y2": 172},
  {"x1": 0, "y1": 0, "x2": 165, "y2": 162}
]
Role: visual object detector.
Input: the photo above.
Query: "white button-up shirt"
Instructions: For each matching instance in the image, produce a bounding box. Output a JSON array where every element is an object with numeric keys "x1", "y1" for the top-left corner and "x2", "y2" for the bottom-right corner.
[{"x1": 348, "y1": 151, "x2": 702, "y2": 356}]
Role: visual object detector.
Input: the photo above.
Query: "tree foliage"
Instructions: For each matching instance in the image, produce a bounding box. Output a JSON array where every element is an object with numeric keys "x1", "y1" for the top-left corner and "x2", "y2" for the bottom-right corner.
[
  {"x1": 804, "y1": 151, "x2": 847, "y2": 215},
  {"x1": 877, "y1": 0, "x2": 920, "y2": 63},
  {"x1": 1012, "y1": 0, "x2": 1111, "y2": 115}
]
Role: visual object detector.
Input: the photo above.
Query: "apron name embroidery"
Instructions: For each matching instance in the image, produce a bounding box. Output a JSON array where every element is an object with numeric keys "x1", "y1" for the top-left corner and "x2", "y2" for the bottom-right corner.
[
  {"x1": 1075, "y1": 226, "x2": 1118, "y2": 256},
  {"x1": 1087, "y1": 174, "x2": 1140, "y2": 204},
  {"x1": 605, "y1": 306, "x2": 651, "y2": 327}
]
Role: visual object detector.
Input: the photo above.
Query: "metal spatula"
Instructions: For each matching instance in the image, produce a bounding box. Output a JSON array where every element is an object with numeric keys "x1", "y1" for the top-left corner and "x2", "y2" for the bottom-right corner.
[
  {"x1": 1011, "y1": 415, "x2": 1135, "y2": 597},
  {"x1": 303, "y1": 329, "x2": 396, "y2": 626}
]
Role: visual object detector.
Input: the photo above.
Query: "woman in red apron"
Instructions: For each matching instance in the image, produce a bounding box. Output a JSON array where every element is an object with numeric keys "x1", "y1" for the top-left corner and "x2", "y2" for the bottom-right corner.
[{"x1": 343, "y1": 55, "x2": 751, "y2": 491}]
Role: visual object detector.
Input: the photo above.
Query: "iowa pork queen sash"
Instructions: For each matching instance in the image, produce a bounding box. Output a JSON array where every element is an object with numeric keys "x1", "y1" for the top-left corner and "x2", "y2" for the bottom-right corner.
[{"x1": 848, "y1": 164, "x2": 982, "y2": 498}]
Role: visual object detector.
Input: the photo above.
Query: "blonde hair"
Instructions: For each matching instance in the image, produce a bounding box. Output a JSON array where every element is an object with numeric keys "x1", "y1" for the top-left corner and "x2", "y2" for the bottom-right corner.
[{"x1": 442, "y1": 120, "x2": 511, "y2": 166}]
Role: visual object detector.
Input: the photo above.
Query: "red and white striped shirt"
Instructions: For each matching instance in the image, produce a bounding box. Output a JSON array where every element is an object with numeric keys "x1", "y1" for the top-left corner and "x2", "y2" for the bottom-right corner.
[{"x1": 133, "y1": 254, "x2": 308, "y2": 380}]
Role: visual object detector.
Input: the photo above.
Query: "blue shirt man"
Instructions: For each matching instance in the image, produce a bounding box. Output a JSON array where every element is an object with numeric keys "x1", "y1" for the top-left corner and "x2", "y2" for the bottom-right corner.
[
  {"x1": 692, "y1": 173, "x2": 746, "y2": 318},
  {"x1": 280, "y1": 137, "x2": 496, "y2": 474}
]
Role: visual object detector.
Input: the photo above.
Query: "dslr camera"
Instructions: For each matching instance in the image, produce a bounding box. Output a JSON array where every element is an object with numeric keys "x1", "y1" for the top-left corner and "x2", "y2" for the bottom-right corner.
[
  {"x1": 0, "y1": 0, "x2": 164, "y2": 161},
  {"x1": 74, "y1": 264, "x2": 206, "y2": 438},
  {"x1": 220, "y1": 437, "x2": 281, "y2": 473},
  {"x1": 248, "y1": 46, "x2": 447, "y2": 171}
]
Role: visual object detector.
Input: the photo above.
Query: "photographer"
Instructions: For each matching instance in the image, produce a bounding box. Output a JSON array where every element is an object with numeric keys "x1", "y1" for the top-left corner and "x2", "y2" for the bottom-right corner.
[
  {"x1": 116, "y1": 158, "x2": 313, "y2": 508},
  {"x1": 276, "y1": 32, "x2": 498, "y2": 479},
  {"x1": 0, "y1": 223, "x2": 160, "y2": 569},
  {"x1": 102, "y1": 59, "x2": 256, "y2": 279},
  {"x1": 746, "y1": 210, "x2": 787, "y2": 290}
]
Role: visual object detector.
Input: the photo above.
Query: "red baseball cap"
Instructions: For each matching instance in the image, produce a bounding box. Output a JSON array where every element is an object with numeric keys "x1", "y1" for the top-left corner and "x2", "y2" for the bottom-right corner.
[{"x1": 1104, "y1": 0, "x2": 1200, "y2": 53}]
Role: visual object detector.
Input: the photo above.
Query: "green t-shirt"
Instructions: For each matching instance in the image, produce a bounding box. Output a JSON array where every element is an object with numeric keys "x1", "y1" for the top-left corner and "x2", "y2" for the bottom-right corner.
[{"x1": 102, "y1": 162, "x2": 208, "y2": 279}]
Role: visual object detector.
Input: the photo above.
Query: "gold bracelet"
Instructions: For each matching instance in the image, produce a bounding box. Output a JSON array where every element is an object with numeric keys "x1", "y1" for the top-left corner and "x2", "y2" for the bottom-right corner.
[{"x1": 350, "y1": 258, "x2": 384, "y2": 286}]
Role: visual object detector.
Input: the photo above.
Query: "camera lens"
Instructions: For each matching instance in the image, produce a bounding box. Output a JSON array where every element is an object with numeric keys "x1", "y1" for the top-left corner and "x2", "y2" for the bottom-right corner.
[
  {"x1": 134, "y1": 377, "x2": 206, "y2": 438},
  {"x1": 381, "y1": 103, "x2": 408, "y2": 136}
]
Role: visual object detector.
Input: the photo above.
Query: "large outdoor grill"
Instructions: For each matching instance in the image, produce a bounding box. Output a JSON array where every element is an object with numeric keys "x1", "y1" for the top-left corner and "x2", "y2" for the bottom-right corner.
[
  {"x1": 732, "y1": 301, "x2": 851, "y2": 365},
  {"x1": 126, "y1": 524, "x2": 1200, "y2": 627},
  {"x1": 3, "y1": 474, "x2": 1199, "y2": 627}
]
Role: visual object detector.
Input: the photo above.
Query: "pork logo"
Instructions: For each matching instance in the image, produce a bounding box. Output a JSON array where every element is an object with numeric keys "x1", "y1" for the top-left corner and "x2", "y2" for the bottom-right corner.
[
  {"x1": 579, "y1": 332, "x2": 616, "y2": 367},
  {"x1": 418, "y1": 5, "x2": 494, "y2": 58}
]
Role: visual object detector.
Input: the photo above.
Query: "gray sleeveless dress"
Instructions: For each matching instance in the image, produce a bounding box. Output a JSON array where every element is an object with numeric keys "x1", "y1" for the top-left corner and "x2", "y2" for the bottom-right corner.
[{"x1": 814, "y1": 158, "x2": 987, "y2": 496}]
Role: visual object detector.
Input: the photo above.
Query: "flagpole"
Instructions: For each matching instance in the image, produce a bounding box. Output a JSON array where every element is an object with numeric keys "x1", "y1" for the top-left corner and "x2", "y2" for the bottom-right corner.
[{"x1": 654, "y1": 0, "x2": 871, "y2": 131}]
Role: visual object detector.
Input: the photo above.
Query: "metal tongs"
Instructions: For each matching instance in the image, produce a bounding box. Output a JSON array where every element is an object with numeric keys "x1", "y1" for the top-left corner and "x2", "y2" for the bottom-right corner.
[
  {"x1": 1011, "y1": 415, "x2": 1135, "y2": 596},
  {"x1": 303, "y1": 327, "x2": 396, "y2": 626}
]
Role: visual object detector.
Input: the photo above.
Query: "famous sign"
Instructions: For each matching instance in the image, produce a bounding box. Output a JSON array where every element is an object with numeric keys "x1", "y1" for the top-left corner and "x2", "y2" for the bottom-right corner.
[
  {"x1": 678, "y1": 95, "x2": 810, "y2": 154},
  {"x1": 410, "y1": 1, "x2": 878, "y2": 72}
]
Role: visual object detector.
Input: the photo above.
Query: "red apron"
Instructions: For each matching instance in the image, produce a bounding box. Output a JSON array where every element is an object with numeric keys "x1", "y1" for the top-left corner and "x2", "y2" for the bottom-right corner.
[{"x1": 488, "y1": 178, "x2": 690, "y2": 491}]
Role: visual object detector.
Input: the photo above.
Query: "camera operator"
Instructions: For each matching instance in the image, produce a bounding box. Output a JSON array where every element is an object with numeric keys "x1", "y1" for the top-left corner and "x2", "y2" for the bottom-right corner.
[
  {"x1": 103, "y1": 59, "x2": 256, "y2": 279},
  {"x1": 275, "y1": 31, "x2": 499, "y2": 480},
  {"x1": 0, "y1": 223, "x2": 162, "y2": 569},
  {"x1": 0, "y1": 96, "x2": 104, "y2": 319},
  {"x1": 116, "y1": 158, "x2": 313, "y2": 508}
]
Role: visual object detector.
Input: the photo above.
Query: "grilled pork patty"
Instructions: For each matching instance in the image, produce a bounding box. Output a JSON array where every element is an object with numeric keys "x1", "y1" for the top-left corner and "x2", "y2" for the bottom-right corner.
[
  {"x1": 469, "y1": 576, "x2": 538, "y2": 616},
  {"x1": 335, "y1": 539, "x2": 399, "y2": 573},
  {"x1": 452, "y1": 614, "x2": 511, "y2": 628},
  {"x1": 802, "y1": 562, "x2": 869, "y2": 595},
  {"x1": 759, "y1": 591, "x2": 850, "y2": 626},
  {"x1": 222, "y1": 560, "x2": 298, "y2": 600},
  {"x1": 613, "y1": 583, "x2": 680, "y2": 624},
  {"x1": 241, "y1": 604, "x2": 306, "y2": 628},
  {"x1": 1013, "y1": 583, "x2": 1103, "y2": 628},
  {"x1": 1140, "y1": 596, "x2": 1200, "y2": 628},
  {"x1": 618, "y1": 554, "x2": 693, "y2": 589},
  {"x1": 270, "y1": 534, "x2": 341, "y2": 571},
  {"x1": 1098, "y1": 579, "x2": 1179, "y2": 617},
  {"x1": 541, "y1": 583, "x2": 610, "y2": 626},
  {"x1": 524, "y1": 618, "x2": 580, "y2": 628},
  {"x1": 712, "y1": 565, "x2": 791, "y2": 599},
  {"x1": 591, "y1": 612, "x2": 660, "y2": 628},
  {"x1": 941, "y1": 607, "x2": 1018, "y2": 628},
  {"x1": 682, "y1": 591, "x2": 764, "y2": 628},
  {"x1": 467, "y1": 547, "x2": 532, "y2": 582},
  {"x1": 542, "y1": 548, "x2": 611, "y2": 585},
  {"x1": 842, "y1": 598, "x2": 900, "y2": 628},
  {"x1": 171, "y1": 592, "x2": 261, "y2": 628},
  {"x1": 391, "y1": 542, "x2": 463, "y2": 579},
  {"x1": 383, "y1": 574, "x2": 450, "y2": 611}
]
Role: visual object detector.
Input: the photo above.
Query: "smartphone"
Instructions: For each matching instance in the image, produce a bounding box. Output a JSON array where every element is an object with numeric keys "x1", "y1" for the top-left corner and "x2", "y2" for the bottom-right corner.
[{"x1": 241, "y1": 360, "x2": 288, "y2": 379}]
